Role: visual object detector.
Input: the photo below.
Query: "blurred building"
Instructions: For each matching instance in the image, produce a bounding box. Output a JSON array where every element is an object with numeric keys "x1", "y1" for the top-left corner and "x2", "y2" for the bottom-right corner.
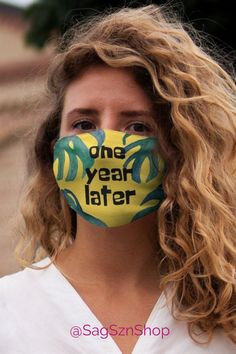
[{"x1": 0, "y1": 3, "x2": 53, "y2": 276}]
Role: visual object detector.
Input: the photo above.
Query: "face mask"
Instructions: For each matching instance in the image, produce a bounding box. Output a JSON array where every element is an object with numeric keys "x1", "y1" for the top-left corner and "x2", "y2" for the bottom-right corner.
[{"x1": 53, "y1": 129, "x2": 167, "y2": 228}]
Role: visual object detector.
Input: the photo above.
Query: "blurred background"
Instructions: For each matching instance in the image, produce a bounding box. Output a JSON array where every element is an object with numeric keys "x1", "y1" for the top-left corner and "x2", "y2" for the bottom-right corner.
[{"x1": 0, "y1": 0, "x2": 235, "y2": 276}]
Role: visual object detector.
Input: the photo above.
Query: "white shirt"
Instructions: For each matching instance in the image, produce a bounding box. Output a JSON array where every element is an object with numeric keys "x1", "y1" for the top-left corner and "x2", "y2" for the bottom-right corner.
[{"x1": 0, "y1": 257, "x2": 235, "y2": 354}]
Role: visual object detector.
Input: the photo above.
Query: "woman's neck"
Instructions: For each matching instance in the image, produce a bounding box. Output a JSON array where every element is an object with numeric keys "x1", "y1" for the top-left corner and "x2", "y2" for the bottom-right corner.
[{"x1": 54, "y1": 212, "x2": 160, "y2": 291}]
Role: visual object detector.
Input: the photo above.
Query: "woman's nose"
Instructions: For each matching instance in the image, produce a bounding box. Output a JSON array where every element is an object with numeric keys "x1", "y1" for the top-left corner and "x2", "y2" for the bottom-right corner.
[{"x1": 99, "y1": 113, "x2": 121, "y2": 131}]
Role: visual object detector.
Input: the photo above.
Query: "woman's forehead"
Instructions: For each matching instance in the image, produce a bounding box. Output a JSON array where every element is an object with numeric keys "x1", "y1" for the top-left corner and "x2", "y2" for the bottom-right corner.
[{"x1": 62, "y1": 65, "x2": 155, "y2": 116}]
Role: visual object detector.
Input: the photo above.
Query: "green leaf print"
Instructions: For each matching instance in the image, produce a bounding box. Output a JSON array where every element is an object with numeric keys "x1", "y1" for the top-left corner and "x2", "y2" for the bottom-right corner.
[
  {"x1": 54, "y1": 135, "x2": 94, "y2": 181},
  {"x1": 131, "y1": 204, "x2": 162, "y2": 222},
  {"x1": 62, "y1": 189, "x2": 107, "y2": 227},
  {"x1": 123, "y1": 137, "x2": 159, "y2": 183},
  {"x1": 89, "y1": 129, "x2": 105, "y2": 146},
  {"x1": 122, "y1": 132, "x2": 132, "y2": 145},
  {"x1": 131, "y1": 185, "x2": 166, "y2": 222},
  {"x1": 140, "y1": 185, "x2": 166, "y2": 205}
]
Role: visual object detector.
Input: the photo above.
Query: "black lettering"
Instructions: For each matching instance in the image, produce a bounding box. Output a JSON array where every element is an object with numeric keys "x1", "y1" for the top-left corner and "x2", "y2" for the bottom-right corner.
[
  {"x1": 111, "y1": 168, "x2": 122, "y2": 181},
  {"x1": 123, "y1": 168, "x2": 132, "y2": 181},
  {"x1": 90, "y1": 190, "x2": 101, "y2": 205},
  {"x1": 101, "y1": 145, "x2": 113, "y2": 158},
  {"x1": 101, "y1": 185, "x2": 112, "y2": 206},
  {"x1": 125, "y1": 190, "x2": 136, "y2": 203},
  {"x1": 99, "y1": 168, "x2": 110, "y2": 181},
  {"x1": 88, "y1": 145, "x2": 126, "y2": 159},
  {"x1": 113, "y1": 191, "x2": 125, "y2": 205},
  {"x1": 85, "y1": 184, "x2": 90, "y2": 204},
  {"x1": 89, "y1": 146, "x2": 99, "y2": 158},
  {"x1": 114, "y1": 147, "x2": 125, "y2": 159},
  {"x1": 86, "y1": 168, "x2": 97, "y2": 184}
]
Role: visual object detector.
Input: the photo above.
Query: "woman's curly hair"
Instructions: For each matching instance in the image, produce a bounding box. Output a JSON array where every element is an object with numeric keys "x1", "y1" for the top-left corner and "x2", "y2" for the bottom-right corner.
[{"x1": 13, "y1": 4, "x2": 236, "y2": 345}]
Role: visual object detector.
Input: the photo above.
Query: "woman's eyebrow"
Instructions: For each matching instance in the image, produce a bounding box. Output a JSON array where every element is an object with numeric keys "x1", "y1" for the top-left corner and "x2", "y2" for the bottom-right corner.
[
  {"x1": 65, "y1": 108, "x2": 156, "y2": 121},
  {"x1": 65, "y1": 108, "x2": 96, "y2": 119}
]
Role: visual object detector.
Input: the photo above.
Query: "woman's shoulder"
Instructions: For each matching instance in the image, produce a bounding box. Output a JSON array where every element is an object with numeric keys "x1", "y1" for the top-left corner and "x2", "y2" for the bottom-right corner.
[{"x1": 0, "y1": 257, "x2": 51, "y2": 304}]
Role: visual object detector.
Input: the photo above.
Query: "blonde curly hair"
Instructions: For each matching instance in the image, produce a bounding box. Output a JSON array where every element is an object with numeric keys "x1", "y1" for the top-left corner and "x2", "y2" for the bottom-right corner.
[{"x1": 13, "y1": 4, "x2": 236, "y2": 345}]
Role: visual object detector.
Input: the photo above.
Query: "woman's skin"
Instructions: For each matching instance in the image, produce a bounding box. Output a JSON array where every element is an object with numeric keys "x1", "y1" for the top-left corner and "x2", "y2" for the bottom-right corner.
[{"x1": 54, "y1": 64, "x2": 163, "y2": 353}]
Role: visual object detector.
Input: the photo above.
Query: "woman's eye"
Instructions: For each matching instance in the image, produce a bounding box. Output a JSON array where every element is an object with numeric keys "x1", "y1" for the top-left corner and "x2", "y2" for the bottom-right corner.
[
  {"x1": 127, "y1": 123, "x2": 151, "y2": 133},
  {"x1": 72, "y1": 120, "x2": 152, "y2": 134},
  {"x1": 73, "y1": 120, "x2": 96, "y2": 131}
]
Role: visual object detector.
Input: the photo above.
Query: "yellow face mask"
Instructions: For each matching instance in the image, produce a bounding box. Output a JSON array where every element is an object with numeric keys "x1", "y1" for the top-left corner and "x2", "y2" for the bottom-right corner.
[{"x1": 53, "y1": 129, "x2": 167, "y2": 228}]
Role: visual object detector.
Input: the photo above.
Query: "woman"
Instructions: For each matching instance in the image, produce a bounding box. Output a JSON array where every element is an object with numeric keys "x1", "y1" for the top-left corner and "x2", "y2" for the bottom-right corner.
[{"x1": 0, "y1": 4, "x2": 235, "y2": 354}]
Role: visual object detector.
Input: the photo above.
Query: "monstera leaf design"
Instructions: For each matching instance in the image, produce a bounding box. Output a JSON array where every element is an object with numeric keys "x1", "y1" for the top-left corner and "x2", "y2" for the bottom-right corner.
[
  {"x1": 122, "y1": 132, "x2": 132, "y2": 145},
  {"x1": 62, "y1": 189, "x2": 107, "y2": 227},
  {"x1": 131, "y1": 205, "x2": 161, "y2": 222},
  {"x1": 54, "y1": 135, "x2": 94, "y2": 181},
  {"x1": 89, "y1": 129, "x2": 105, "y2": 146},
  {"x1": 140, "y1": 185, "x2": 166, "y2": 205},
  {"x1": 123, "y1": 137, "x2": 159, "y2": 183},
  {"x1": 131, "y1": 185, "x2": 166, "y2": 222}
]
